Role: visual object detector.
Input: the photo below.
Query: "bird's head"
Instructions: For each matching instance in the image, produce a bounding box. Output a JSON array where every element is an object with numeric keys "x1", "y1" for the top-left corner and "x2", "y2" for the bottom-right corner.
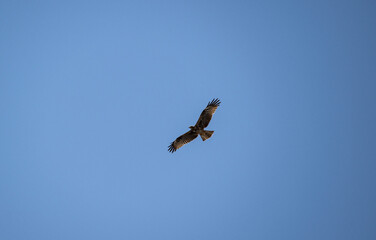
[{"x1": 189, "y1": 126, "x2": 195, "y2": 130}]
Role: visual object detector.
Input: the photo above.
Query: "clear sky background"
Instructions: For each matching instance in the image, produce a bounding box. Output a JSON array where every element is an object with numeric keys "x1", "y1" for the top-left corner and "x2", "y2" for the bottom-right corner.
[{"x1": 1, "y1": 1, "x2": 376, "y2": 239}]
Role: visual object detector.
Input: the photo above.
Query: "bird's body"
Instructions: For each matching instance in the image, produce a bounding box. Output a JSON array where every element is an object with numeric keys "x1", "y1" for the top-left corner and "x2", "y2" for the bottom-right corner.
[{"x1": 168, "y1": 98, "x2": 220, "y2": 153}]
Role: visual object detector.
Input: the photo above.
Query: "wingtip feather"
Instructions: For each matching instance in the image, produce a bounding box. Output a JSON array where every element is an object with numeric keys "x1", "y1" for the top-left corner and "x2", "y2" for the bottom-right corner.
[
  {"x1": 168, "y1": 142, "x2": 176, "y2": 153},
  {"x1": 207, "y1": 98, "x2": 221, "y2": 107}
]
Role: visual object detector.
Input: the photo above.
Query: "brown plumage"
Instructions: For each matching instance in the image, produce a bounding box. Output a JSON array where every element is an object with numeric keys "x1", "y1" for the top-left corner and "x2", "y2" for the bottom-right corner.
[{"x1": 168, "y1": 98, "x2": 221, "y2": 153}]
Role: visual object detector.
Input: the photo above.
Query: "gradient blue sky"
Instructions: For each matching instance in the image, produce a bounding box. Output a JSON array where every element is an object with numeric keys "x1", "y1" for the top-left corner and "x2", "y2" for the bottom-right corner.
[{"x1": 1, "y1": 1, "x2": 376, "y2": 239}]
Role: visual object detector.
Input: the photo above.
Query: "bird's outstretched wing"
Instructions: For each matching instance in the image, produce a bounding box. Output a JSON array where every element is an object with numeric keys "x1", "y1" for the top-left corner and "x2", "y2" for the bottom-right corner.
[
  {"x1": 195, "y1": 98, "x2": 221, "y2": 129},
  {"x1": 168, "y1": 130, "x2": 199, "y2": 153}
]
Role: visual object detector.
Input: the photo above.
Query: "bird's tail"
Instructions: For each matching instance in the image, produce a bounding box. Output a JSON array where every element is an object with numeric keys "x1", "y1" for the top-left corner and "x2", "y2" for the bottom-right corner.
[{"x1": 200, "y1": 130, "x2": 214, "y2": 141}]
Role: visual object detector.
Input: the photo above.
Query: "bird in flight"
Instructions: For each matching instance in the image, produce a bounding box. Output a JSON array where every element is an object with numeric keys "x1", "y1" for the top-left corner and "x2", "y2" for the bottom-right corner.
[{"x1": 168, "y1": 98, "x2": 221, "y2": 153}]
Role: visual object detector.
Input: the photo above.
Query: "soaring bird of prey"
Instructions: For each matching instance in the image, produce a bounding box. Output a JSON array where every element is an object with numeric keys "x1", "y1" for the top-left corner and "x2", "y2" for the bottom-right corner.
[{"x1": 168, "y1": 98, "x2": 221, "y2": 153}]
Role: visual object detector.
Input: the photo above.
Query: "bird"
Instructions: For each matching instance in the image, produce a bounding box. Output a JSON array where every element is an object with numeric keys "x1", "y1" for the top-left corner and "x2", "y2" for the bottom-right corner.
[{"x1": 168, "y1": 98, "x2": 221, "y2": 153}]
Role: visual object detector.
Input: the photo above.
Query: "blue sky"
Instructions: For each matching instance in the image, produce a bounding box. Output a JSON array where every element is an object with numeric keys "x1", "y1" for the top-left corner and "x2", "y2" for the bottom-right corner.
[{"x1": 1, "y1": 1, "x2": 376, "y2": 239}]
